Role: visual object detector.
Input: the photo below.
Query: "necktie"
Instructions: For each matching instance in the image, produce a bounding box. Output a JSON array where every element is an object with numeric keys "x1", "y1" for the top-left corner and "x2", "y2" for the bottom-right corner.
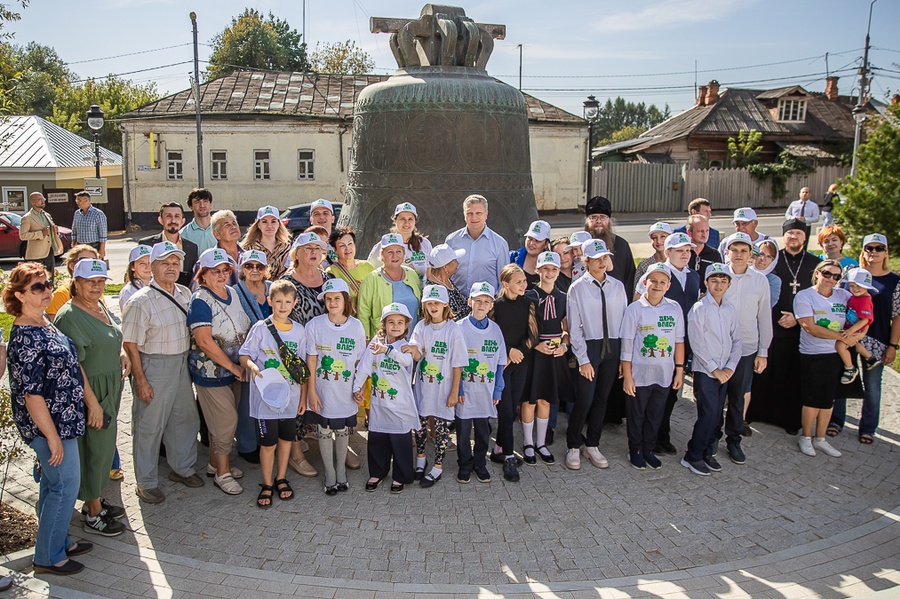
[{"x1": 593, "y1": 279, "x2": 610, "y2": 355}]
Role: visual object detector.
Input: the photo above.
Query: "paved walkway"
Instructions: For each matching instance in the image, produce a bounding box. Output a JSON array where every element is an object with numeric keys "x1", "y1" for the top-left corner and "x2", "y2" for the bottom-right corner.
[{"x1": 1, "y1": 299, "x2": 899, "y2": 598}]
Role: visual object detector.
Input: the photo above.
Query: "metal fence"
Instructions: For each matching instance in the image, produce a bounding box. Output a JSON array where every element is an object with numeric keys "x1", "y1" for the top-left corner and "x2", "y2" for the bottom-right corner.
[{"x1": 591, "y1": 163, "x2": 851, "y2": 213}]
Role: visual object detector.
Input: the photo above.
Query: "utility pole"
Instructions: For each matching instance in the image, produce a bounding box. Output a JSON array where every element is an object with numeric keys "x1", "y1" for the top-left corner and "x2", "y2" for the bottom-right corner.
[
  {"x1": 851, "y1": 0, "x2": 876, "y2": 177},
  {"x1": 517, "y1": 44, "x2": 522, "y2": 91},
  {"x1": 190, "y1": 12, "x2": 204, "y2": 187}
]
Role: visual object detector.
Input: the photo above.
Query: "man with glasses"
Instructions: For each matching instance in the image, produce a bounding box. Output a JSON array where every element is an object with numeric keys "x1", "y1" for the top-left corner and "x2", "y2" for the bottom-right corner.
[
  {"x1": 140, "y1": 202, "x2": 199, "y2": 287},
  {"x1": 72, "y1": 190, "x2": 108, "y2": 259},
  {"x1": 181, "y1": 188, "x2": 217, "y2": 254},
  {"x1": 583, "y1": 196, "x2": 636, "y2": 296}
]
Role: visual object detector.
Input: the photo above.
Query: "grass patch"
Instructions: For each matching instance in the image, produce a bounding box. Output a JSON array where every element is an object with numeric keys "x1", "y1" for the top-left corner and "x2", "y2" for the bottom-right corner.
[
  {"x1": 0, "y1": 312, "x2": 12, "y2": 342},
  {"x1": 105, "y1": 283, "x2": 125, "y2": 294}
]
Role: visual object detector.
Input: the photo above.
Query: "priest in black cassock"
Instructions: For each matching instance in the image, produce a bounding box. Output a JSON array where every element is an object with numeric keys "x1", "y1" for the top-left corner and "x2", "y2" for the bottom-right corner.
[{"x1": 747, "y1": 219, "x2": 821, "y2": 432}]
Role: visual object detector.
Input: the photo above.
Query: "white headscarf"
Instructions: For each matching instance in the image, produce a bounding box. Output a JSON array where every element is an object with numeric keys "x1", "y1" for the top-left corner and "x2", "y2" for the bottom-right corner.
[{"x1": 751, "y1": 238, "x2": 780, "y2": 276}]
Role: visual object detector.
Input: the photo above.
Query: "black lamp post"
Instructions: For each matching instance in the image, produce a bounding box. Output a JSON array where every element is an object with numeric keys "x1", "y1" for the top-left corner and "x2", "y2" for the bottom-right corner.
[
  {"x1": 86, "y1": 104, "x2": 104, "y2": 179},
  {"x1": 583, "y1": 95, "x2": 599, "y2": 201}
]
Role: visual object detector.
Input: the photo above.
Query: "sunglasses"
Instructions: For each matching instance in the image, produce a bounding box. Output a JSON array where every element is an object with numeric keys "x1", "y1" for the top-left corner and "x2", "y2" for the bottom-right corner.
[
  {"x1": 29, "y1": 280, "x2": 54, "y2": 293},
  {"x1": 818, "y1": 271, "x2": 842, "y2": 280},
  {"x1": 208, "y1": 266, "x2": 233, "y2": 277},
  {"x1": 864, "y1": 246, "x2": 886, "y2": 253},
  {"x1": 242, "y1": 263, "x2": 266, "y2": 271}
]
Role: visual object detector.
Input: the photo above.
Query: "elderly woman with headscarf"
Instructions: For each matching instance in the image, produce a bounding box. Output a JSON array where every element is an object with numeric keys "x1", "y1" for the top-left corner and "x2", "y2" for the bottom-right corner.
[{"x1": 241, "y1": 205, "x2": 292, "y2": 280}]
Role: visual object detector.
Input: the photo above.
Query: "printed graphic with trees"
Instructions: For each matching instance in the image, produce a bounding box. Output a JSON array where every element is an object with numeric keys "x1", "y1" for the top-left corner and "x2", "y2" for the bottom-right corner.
[
  {"x1": 816, "y1": 318, "x2": 840, "y2": 332},
  {"x1": 463, "y1": 358, "x2": 493, "y2": 382},
  {"x1": 639, "y1": 335, "x2": 673, "y2": 358},
  {"x1": 419, "y1": 359, "x2": 441, "y2": 383}
]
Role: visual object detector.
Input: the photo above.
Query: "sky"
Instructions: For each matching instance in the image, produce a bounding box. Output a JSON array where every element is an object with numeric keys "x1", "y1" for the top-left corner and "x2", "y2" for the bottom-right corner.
[{"x1": 8, "y1": 0, "x2": 900, "y2": 118}]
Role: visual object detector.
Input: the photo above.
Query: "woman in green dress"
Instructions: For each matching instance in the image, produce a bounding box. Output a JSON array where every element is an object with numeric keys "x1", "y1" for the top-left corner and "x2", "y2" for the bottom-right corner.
[{"x1": 54, "y1": 259, "x2": 131, "y2": 537}]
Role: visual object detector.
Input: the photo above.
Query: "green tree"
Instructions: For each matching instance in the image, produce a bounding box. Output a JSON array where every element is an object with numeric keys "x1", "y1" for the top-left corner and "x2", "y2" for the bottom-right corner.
[
  {"x1": 207, "y1": 9, "x2": 310, "y2": 80},
  {"x1": 342, "y1": 369, "x2": 352, "y2": 382},
  {"x1": 642, "y1": 334, "x2": 659, "y2": 358},
  {"x1": 748, "y1": 150, "x2": 814, "y2": 199},
  {"x1": 0, "y1": 1, "x2": 27, "y2": 115},
  {"x1": 598, "y1": 125, "x2": 647, "y2": 146},
  {"x1": 387, "y1": 388, "x2": 398, "y2": 401},
  {"x1": 835, "y1": 103, "x2": 900, "y2": 255},
  {"x1": 319, "y1": 355, "x2": 334, "y2": 379},
  {"x1": 0, "y1": 1, "x2": 26, "y2": 41},
  {"x1": 726, "y1": 129, "x2": 763, "y2": 168},
  {"x1": 310, "y1": 40, "x2": 374, "y2": 75},
  {"x1": 48, "y1": 76, "x2": 158, "y2": 154},
  {"x1": 464, "y1": 358, "x2": 480, "y2": 382},
  {"x1": 589, "y1": 97, "x2": 670, "y2": 148}
]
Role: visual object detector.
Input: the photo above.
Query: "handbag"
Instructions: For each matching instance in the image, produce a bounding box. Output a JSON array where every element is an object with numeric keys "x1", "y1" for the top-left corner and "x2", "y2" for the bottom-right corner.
[{"x1": 265, "y1": 317, "x2": 310, "y2": 385}]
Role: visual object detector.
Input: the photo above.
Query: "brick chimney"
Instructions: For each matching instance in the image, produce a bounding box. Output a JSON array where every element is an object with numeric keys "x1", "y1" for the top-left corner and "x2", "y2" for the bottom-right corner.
[
  {"x1": 706, "y1": 80, "x2": 720, "y2": 105},
  {"x1": 697, "y1": 86, "x2": 708, "y2": 107},
  {"x1": 825, "y1": 76, "x2": 839, "y2": 101}
]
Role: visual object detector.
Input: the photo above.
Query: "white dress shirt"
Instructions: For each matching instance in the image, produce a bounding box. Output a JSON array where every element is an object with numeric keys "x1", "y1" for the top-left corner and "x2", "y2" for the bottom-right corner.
[
  {"x1": 723, "y1": 266, "x2": 773, "y2": 358},
  {"x1": 785, "y1": 199, "x2": 821, "y2": 224},
  {"x1": 567, "y1": 273, "x2": 628, "y2": 366},
  {"x1": 688, "y1": 294, "x2": 742, "y2": 376}
]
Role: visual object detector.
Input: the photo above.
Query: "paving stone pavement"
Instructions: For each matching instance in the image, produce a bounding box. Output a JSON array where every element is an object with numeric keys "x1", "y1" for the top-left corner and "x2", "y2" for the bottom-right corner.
[{"x1": 1, "y1": 298, "x2": 899, "y2": 598}]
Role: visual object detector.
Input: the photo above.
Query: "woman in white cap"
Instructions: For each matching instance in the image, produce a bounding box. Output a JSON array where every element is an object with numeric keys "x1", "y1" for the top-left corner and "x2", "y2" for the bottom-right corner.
[
  {"x1": 358, "y1": 233, "x2": 422, "y2": 340},
  {"x1": 425, "y1": 244, "x2": 470, "y2": 320},
  {"x1": 325, "y1": 226, "x2": 374, "y2": 308},
  {"x1": 235, "y1": 250, "x2": 272, "y2": 323},
  {"x1": 241, "y1": 205, "x2": 292, "y2": 280},
  {"x1": 187, "y1": 248, "x2": 252, "y2": 494},
  {"x1": 119, "y1": 244, "x2": 153, "y2": 310},
  {"x1": 55, "y1": 259, "x2": 131, "y2": 536},
  {"x1": 634, "y1": 222, "x2": 672, "y2": 295},
  {"x1": 46, "y1": 245, "x2": 100, "y2": 321},
  {"x1": 510, "y1": 220, "x2": 551, "y2": 288},
  {"x1": 367, "y1": 202, "x2": 433, "y2": 282},
  {"x1": 282, "y1": 232, "x2": 334, "y2": 326}
]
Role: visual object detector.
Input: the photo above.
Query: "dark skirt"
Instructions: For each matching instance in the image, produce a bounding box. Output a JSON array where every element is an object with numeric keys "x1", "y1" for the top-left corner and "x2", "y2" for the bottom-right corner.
[
  {"x1": 304, "y1": 411, "x2": 358, "y2": 430},
  {"x1": 748, "y1": 334, "x2": 802, "y2": 431},
  {"x1": 529, "y1": 352, "x2": 573, "y2": 405},
  {"x1": 799, "y1": 353, "x2": 842, "y2": 409}
]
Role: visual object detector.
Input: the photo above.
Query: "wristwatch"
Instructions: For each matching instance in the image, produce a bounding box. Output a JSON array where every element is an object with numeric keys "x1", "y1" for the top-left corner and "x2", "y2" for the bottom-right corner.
[{"x1": 889, "y1": 343, "x2": 899, "y2": 350}]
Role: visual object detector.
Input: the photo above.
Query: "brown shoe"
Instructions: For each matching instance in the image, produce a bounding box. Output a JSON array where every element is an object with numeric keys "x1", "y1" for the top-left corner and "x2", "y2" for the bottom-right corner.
[
  {"x1": 136, "y1": 486, "x2": 166, "y2": 504},
  {"x1": 345, "y1": 450, "x2": 361, "y2": 470},
  {"x1": 168, "y1": 471, "x2": 204, "y2": 488},
  {"x1": 289, "y1": 458, "x2": 318, "y2": 478}
]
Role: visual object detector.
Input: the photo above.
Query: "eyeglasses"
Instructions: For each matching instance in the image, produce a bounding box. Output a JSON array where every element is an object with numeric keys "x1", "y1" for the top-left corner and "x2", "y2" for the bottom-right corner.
[
  {"x1": 818, "y1": 271, "x2": 842, "y2": 280},
  {"x1": 242, "y1": 263, "x2": 266, "y2": 271},
  {"x1": 864, "y1": 245, "x2": 886, "y2": 253},
  {"x1": 587, "y1": 214, "x2": 610, "y2": 223},
  {"x1": 28, "y1": 280, "x2": 54, "y2": 293},
  {"x1": 208, "y1": 266, "x2": 232, "y2": 277}
]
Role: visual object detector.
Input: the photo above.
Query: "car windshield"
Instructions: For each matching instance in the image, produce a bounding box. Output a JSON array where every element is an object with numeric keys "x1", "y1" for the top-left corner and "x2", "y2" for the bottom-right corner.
[{"x1": 2, "y1": 213, "x2": 22, "y2": 226}]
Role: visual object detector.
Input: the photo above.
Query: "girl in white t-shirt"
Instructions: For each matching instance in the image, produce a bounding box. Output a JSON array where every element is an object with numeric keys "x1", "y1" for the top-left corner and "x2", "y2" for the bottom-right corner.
[
  {"x1": 305, "y1": 279, "x2": 367, "y2": 495},
  {"x1": 408, "y1": 285, "x2": 467, "y2": 488},
  {"x1": 353, "y1": 303, "x2": 419, "y2": 494}
]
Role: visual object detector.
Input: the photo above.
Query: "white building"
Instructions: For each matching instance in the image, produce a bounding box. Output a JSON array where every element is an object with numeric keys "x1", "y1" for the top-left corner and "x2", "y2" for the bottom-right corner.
[{"x1": 120, "y1": 70, "x2": 587, "y2": 228}]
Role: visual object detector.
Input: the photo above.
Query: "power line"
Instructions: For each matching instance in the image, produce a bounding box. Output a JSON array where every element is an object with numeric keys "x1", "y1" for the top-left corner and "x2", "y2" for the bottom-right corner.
[
  {"x1": 68, "y1": 43, "x2": 193, "y2": 65},
  {"x1": 69, "y1": 61, "x2": 195, "y2": 84}
]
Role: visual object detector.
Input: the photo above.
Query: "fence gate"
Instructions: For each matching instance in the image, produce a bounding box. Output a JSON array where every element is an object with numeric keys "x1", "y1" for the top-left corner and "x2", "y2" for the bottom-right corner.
[{"x1": 593, "y1": 163, "x2": 682, "y2": 214}]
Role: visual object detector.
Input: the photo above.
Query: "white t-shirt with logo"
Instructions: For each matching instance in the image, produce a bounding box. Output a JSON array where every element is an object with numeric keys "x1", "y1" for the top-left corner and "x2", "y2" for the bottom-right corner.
[
  {"x1": 354, "y1": 339, "x2": 419, "y2": 434},
  {"x1": 409, "y1": 320, "x2": 468, "y2": 420},
  {"x1": 620, "y1": 296, "x2": 685, "y2": 388},
  {"x1": 794, "y1": 287, "x2": 851, "y2": 355},
  {"x1": 239, "y1": 319, "x2": 305, "y2": 420},
  {"x1": 455, "y1": 318, "x2": 508, "y2": 420},
  {"x1": 305, "y1": 315, "x2": 367, "y2": 420}
]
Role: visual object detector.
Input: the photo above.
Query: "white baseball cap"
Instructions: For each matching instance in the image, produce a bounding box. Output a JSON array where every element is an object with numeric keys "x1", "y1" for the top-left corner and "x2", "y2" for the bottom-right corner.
[
  {"x1": 581, "y1": 238, "x2": 613, "y2": 259},
  {"x1": 724, "y1": 232, "x2": 754, "y2": 250},
  {"x1": 292, "y1": 232, "x2": 327, "y2": 250},
  {"x1": 733, "y1": 207, "x2": 758, "y2": 222},
  {"x1": 429, "y1": 244, "x2": 465, "y2": 269},
  {"x1": 422, "y1": 284, "x2": 449, "y2": 305},
  {"x1": 664, "y1": 232, "x2": 696, "y2": 250},
  {"x1": 128, "y1": 244, "x2": 152, "y2": 264},
  {"x1": 256, "y1": 205, "x2": 280, "y2": 220},
  {"x1": 255, "y1": 368, "x2": 292, "y2": 413},
  {"x1": 317, "y1": 277, "x2": 350, "y2": 300},
  {"x1": 150, "y1": 241, "x2": 185, "y2": 262},
  {"x1": 198, "y1": 247, "x2": 237, "y2": 269},
  {"x1": 536, "y1": 251, "x2": 561, "y2": 269},
  {"x1": 393, "y1": 202, "x2": 418, "y2": 218},
  {"x1": 469, "y1": 281, "x2": 495, "y2": 298},
  {"x1": 310, "y1": 199, "x2": 333, "y2": 213},
  {"x1": 645, "y1": 262, "x2": 672, "y2": 280},
  {"x1": 525, "y1": 220, "x2": 551, "y2": 242},
  {"x1": 380, "y1": 232, "x2": 404, "y2": 249},
  {"x1": 704, "y1": 262, "x2": 733, "y2": 281},
  {"x1": 648, "y1": 222, "x2": 673, "y2": 236},
  {"x1": 239, "y1": 249, "x2": 268, "y2": 267},
  {"x1": 72, "y1": 258, "x2": 112, "y2": 280},
  {"x1": 846, "y1": 267, "x2": 876, "y2": 290},
  {"x1": 565, "y1": 231, "x2": 592, "y2": 250},
  {"x1": 863, "y1": 233, "x2": 888, "y2": 249},
  {"x1": 380, "y1": 302, "x2": 412, "y2": 322}
]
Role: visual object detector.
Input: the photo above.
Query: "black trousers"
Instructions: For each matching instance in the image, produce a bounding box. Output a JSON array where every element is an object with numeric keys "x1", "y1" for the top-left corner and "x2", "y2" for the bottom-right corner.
[
  {"x1": 626, "y1": 384, "x2": 668, "y2": 453},
  {"x1": 567, "y1": 339, "x2": 620, "y2": 449},
  {"x1": 717, "y1": 353, "x2": 756, "y2": 446},
  {"x1": 456, "y1": 417, "x2": 491, "y2": 476},
  {"x1": 367, "y1": 431, "x2": 414, "y2": 484},
  {"x1": 30, "y1": 251, "x2": 56, "y2": 278},
  {"x1": 496, "y1": 359, "x2": 530, "y2": 455}
]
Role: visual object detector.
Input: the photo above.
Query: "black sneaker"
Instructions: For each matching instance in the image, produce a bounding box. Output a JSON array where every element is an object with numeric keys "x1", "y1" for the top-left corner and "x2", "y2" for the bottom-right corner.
[
  {"x1": 629, "y1": 449, "x2": 646, "y2": 470},
  {"x1": 81, "y1": 499, "x2": 125, "y2": 521},
  {"x1": 863, "y1": 356, "x2": 882, "y2": 371},
  {"x1": 456, "y1": 471, "x2": 471, "y2": 484},
  {"x1": 475, "y1": 467, "x2": 491, "y2": 483},
  {"x1": 680, "y1": 457, "x2": 711, "y2": 476},
  {"x1": 704, "y1": 454, "x2": 722, "y2": 472},
  {"x1": 644, "y1": 452, "x2": 662, "y2": 470},
  {"x1": 502, "y1": 457, "x2": 520, "y2": 482},
  {"x1": 727, "y1": 443, "x2": 746, "y2": 465},
  {"x1": 489, "y1": 451, "x2": 505, "y2": 464},
  {"x1": 83, "y1": 513, "x2": 125, "y2": 537},
  {"x1": 840, "y1": 367, "x2": 858, "y2": 384}
]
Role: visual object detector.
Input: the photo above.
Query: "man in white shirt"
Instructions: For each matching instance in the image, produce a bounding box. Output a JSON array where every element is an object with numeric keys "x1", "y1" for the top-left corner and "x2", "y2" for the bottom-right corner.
[
  {"x1": 718, "y1": 207, "x2": 770, "y2": 257},
  {"x1": 784, "y1": 187, "x2": 820, "y2": 250},
  {"x1": 444, "y1": 194, "x2": 510, "y2": 291}
]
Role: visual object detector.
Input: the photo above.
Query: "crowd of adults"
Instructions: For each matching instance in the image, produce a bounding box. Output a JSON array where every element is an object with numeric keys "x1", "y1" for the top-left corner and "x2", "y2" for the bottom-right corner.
[{"x1": 3, "y1": 185, "x2": 896, "y2": 583}]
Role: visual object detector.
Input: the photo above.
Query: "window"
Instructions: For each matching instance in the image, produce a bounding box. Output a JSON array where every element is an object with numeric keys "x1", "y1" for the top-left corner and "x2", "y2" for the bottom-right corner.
[
  {"x1": 210, "y1": 150, "x2": 227, "y2": 180},
  {"x1": 166, "y1": 151, "x2": 183, "y2": 180},
  {"x1": 254, "y1": 150, "x2": 270, "y2": 180},
  {"x1": 777, "y1": 98, "x2": 807, "y2": 122},
  {"x1": 297, "y1": 149, "x2": 315, "y2": 180}
]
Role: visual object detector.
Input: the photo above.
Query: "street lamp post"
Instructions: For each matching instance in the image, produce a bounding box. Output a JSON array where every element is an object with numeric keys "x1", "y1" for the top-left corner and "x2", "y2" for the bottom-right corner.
[
  {"x1": 86, "y1": 104, "x2": 104, "y2": 179},
  {"x1": 851, "y1": 104, "x2": 867, "y2": 178},
  {"x1": 583, "y1": 95, "x2": 599, "y2": 201}
]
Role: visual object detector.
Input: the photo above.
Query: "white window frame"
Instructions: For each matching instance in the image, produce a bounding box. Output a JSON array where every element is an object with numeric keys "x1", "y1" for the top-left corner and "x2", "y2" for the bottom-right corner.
[
  {"x1": 777, "y1": 98, "x2": 807, "y2": 123},
  {"x1": 1, "y1": 186, "x2": 28, "y2": 212},
  {"x1": 210, "y1": 150, "x2": 228, "y2": 180},
  {"x1": 166, "y1": 151, "x2": 184, "y2": 180},
  {"x1": 254, "y1": 150, "x2": 271, "y2": 180},
  {"x1": 297, "y1": 149, "x2": 315, "y2": 180}
]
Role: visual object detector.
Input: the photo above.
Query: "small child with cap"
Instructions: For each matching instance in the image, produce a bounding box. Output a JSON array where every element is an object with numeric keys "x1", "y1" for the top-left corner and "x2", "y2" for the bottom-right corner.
[
  {"x1": 120, "y1": 244, "x2": 153, "y2": 310},
  {"x1": 353, "y1": 303, "x2": 419, "y2": 494},
  {"x1": 838, "y1": 267, "x2": 880, "y2": 383},
  {"x1": 566, "y1": 231, "x2": 593, "y2": 282}
]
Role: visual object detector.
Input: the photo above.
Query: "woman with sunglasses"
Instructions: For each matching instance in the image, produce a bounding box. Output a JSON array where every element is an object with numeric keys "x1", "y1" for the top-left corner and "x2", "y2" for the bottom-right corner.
[
  {"x1": 794, "y1": 260, "x2": 858, "y2": 457},
  {"x1": 235, "y1": 250, "x2": 271, "y2": 323},
  {"x1": 829, "y1": 234, "x2": 900, "y2": 444}
]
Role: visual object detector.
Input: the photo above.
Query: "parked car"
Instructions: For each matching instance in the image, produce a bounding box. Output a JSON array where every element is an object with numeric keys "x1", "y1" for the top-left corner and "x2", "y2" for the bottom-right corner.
[
  {"x1": 281, "y1": 202, "x2": 343, "y2": 235},
  {"x1": 0, "y1": 211, "x2": 73, "y2": 259}
]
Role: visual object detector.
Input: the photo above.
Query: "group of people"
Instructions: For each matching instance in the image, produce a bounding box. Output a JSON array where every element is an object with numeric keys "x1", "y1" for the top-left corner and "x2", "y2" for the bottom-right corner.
[{"x1": 4, "y1": 187, "x2": 896, "y2": 581}]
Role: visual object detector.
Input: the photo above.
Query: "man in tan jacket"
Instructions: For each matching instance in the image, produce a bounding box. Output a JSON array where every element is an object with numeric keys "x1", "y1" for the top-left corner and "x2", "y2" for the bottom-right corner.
[{"x1": 19, "y1": 192, "x2": 63, "y2": 275}]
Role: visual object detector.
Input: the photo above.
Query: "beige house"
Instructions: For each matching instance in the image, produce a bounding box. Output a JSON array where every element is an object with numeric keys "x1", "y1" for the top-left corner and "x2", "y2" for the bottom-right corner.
[{"x1": 120, "y1": 70, "x2": 586, "y2": 227}]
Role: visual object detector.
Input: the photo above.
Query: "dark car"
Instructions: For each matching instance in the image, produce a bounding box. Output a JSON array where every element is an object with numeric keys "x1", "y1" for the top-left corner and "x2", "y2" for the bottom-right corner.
[
  {"x1": 0, "y1": 211, "x2": 73, "y2": 259},
  {"x1": 281, "y1": 202, "x2": 343, "y2": 235}
]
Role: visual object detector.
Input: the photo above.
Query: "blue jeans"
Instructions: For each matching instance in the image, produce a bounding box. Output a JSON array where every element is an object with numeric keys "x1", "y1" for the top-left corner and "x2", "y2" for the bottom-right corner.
[
  {"x1": 831, "y1": 362, "x2": 882, "y2": 436},
  {"x1": 235, "y1": 382, "x2": 258, "y2": 454},
  {"x1": 686, "y1": 372, "x2": 727, "y2": 462},
  {"x1": 30, "y1": 436, "x2": 80, "y2": 567}
]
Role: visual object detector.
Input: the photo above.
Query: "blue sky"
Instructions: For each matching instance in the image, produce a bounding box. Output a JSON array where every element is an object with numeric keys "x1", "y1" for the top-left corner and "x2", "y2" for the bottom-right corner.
[{"x1": 9, "y1": 0, "x2": 900, "y2": 117}]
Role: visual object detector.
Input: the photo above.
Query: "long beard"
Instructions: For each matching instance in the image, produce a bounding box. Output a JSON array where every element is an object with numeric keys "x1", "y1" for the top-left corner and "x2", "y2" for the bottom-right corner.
[{"x1": 585, "y1": 220, "x2": 615, "y2": 248}]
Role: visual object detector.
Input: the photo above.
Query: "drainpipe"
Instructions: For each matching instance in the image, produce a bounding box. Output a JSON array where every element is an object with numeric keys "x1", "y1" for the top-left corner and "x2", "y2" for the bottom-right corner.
[{"x1": 118, "y1": 121, "x2": 133, "y2": 223}]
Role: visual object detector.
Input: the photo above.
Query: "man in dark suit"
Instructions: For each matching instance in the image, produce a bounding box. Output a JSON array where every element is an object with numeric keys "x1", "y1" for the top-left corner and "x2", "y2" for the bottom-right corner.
[
  {"x1": 140, "y1": 202, "x2": 199, "y2": 288},
  {"x1": 584, "y1": 195, "x2": 636, "y2": 297}
]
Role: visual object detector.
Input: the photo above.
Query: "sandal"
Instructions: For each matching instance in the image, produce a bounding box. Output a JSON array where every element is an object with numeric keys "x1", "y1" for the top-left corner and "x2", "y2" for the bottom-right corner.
[
  {"x1": 826, "y1": 424, "x2": 841, "y2": 438},
  {"x1": 365, "y1": 477, "x2": 382, "y2": 492},
  {"x1": 859, "y1": 433, "x2": 874, "y2": 445},
  {"x1": 257, "y1": 484, "x2": 274, "y2": 509},
  {"x1": 390, "y1": 482, "x2": 404, "y2": 494},
  {"x1": 274, "y1": 478, "x2": 294, "y2": 501}
]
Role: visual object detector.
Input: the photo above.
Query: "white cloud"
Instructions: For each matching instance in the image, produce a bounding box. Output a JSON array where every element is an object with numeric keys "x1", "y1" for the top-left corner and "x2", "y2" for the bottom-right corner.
[{"x1": 593, "y1": 0, "x2": 753, "y2": 33}]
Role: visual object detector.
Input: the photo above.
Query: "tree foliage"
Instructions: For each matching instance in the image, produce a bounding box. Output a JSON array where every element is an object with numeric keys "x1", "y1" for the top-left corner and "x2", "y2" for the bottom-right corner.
[
  {"x1": 207, "y1": 9, "x2": 310, "y2": 79},
  {"x1": 725, "y1": 129, "x2": 762, "y2": 168},
  {"x1": 1, "y1": 43, "x2": 73, "y2": 117},
  {"x1": 310, "y1": 40, "x2": 374, "y2": 75},
  {"x1": 834, "y1": 103, "x2": 900, "y2": 255},
  {"x1": 599, "y1": 125, "x2": 648, "y2": 146},
  {"x1": 589, "y1": 97, "x2": 670, "y2": 147},
  {"x1": 748, "y1": 150, "x2": 814, "y2": 199}
]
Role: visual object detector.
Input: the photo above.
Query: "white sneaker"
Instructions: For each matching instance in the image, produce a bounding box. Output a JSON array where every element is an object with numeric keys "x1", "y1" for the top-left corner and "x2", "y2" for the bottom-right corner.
[
  {"x1": 582, "y1": 446, "x2": 609, "y2": 469},
  {"x1": 813, "y1": 437, "x2": 842, "y2": 457},
  {"x1": 798, "y1": 436, "x2": 816, "y2": 457},
  {"x1": 564, "y1": 448, "x2": 581, "y2": 470}
]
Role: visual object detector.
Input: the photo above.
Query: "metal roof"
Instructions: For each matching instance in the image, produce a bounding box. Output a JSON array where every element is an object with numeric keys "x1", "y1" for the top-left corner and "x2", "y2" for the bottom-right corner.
[
  {"x1": 122, "y1": 70, "x2": 584, "y2": 125},
  {"x1": 0, "y1": 115, "x2": 122, "y2": 169}
]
